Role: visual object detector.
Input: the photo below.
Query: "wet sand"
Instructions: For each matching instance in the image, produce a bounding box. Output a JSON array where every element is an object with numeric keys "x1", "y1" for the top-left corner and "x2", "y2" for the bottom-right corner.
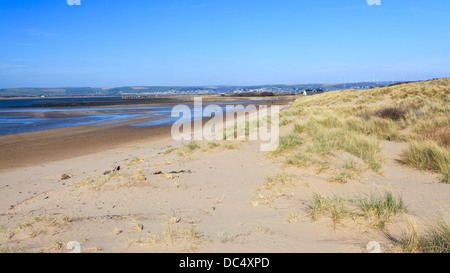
[{"x1": 0, "y1": 97, "x2": 293, "y2": 172}]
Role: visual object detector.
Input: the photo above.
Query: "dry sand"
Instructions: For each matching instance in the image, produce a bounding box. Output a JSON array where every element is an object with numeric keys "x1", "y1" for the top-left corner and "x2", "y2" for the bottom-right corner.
[{"x1": 0, "y1": 98, "x2": 448, "y2": 253}]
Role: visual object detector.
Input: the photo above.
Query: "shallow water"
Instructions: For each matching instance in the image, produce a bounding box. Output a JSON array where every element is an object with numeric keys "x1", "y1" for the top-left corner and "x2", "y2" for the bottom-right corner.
[{"x1": 0, "y1": 98, "x2": 265, "y2": 136}]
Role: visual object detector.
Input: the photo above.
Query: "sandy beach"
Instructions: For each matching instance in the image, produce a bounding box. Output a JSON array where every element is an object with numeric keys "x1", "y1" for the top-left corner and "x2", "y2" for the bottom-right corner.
[{"x1": 0, "y1": 88, "x2": 448, "y2": 253}]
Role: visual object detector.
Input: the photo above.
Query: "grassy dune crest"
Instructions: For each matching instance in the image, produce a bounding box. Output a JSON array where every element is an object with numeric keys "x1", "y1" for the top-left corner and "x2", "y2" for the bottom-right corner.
[{"x1": 282, "y1": 78, "x2": 449, "y2": 180}]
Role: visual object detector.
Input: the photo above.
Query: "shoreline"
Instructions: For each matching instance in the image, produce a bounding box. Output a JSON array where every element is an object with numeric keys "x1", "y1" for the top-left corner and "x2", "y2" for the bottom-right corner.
[{"x1": 0, "y1": 97, "x2": 293, "y2": 172}]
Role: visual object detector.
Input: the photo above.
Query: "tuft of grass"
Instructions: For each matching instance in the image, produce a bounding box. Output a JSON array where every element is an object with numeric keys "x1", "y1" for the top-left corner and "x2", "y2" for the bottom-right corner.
[
  {"x1": 185, "y1": 141, "x2": 200, "y2": 151},
  {"x1": 357, "y1": 191, "x2": 407, "y2": 228},
  {"x1": 74, "y1": 176, "x2": 108, "y2": 190},
  {"x1": 163, "y1": 147, "x2": 177, "y2": 155},
  {"x1": 207, "y1": 142, "x2": 220, "y2": 149},
  {"x1": 330, "y1": 170, "x2": 355, "y2": 184},
  {"x1": 395, "y1": 220, "x2": 420, "y2": 253},
  {"x1": 61, "y1": 215, "x2": 81, "y2": 223},
  {"x1": 417, "y1": 220, "x2": 450, "y2": 253},
  {"x1": 293, "y1": 123, "x2": 305, "y2": 134},
  {"x1": 302, "y1": 115, "x2": 384, "y2": 172},
  {"x1": 271, "y1": 133, "x2": 302, "y2": 155},
  {"x1": 288, "y1": 212, "x2": 300, "y2": 223},
  {"x1": 262, "y1": 174, "x2": 290, "y2": 190},
  {"x1": 440, "y1": 171, "x2": 450, "y2": 184},
  {"x1": 340, "y1": 132, "x2": 384, "y2": 173},
  {"x1": 307, "y1": 191, "x2": 407, "y2": 229},
  {"x1": 222, "y1": 142, "x2": 239, "y2": 150},
  {"x1": 132, "y1": 225, "x2": 205, "y2": 251},
  {"x1": 400, "y1": 141, "x2": 450, "y2": 175},
  {"x1": 113, "y1": 228, "x2": 122, "y2": 235},
  {"x1": 393, "y1": 219, "x2": 450, "y2": 253},
  {"x1": 0, "y1": 226, "x2": 13, "y2": 239},
  {"x1": 419, "y1": 128, "x2": 450, "y2": 148},
  {"x1": 16, "y1": 216, "x2": 48, "y2": 229},
  {"x1": 285, "y1": 150, "x2": 310, "y2": 167},
  {"x1": 329, "y1": 159, "x2": 362, "y2": 183},
  {"x1": 254, "y1": 174, "x2": 292, "y2": 206},
  {"x1": 134, "y1": 170, "x2": 146, "y2": 181},
  {"x1": 175, "y1": 142, "x2": 202, "y2": 156},
  {"x1": 132, "y1": 220, "x2": 144, "y2": 231},
  {"x1": 168, "y1": 210, "x2": 180, "y2": 224},
  {"x1": 306, "y1": 128, "x2": 340, "y2": 156},
  {"x1": 0, "y1": 246, "x2": 27, "y2": 253},
  {"x1": 47, "y1": 240, "x2": 65, "y2": 252},
  {"x1": 128, "y1": 157, "x2": 144, "y2": 166},
  {"x1": 307, "y1": 193, "x2": 349, "y2": 228},
  {"x1": 280, "y1": 118, "x2": 295, "y2": 127},
  {"x1": 82, "y1": 247, "x2": 103, "y2": 253},
  {"x1": 343, "y1": 159, "x2": 360, "y2": 171},
  {"x1": 367, "y1": 117, "x2": 401, "y2": 141}
]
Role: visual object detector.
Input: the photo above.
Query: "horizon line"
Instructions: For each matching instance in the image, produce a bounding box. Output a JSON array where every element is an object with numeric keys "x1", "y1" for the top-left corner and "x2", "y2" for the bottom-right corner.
[{"x1": 1, "y1": 79, "x2": 413, "y2": 90}]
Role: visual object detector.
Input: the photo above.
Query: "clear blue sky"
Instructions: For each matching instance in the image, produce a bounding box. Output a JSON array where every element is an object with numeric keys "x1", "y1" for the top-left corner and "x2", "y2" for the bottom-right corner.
[{"x1": 1, "y1": 0, "x2": 449, "y2": 88}]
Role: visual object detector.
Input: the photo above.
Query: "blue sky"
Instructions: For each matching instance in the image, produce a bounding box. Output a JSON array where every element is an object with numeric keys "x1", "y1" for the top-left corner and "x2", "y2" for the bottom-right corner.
[{"x1": 0, "y1": 0, "x2": 449, "y2": 88}]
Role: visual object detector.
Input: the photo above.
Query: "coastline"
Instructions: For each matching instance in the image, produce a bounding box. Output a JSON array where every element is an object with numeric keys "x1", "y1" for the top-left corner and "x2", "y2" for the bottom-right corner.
[{"x1": 0, "y1": 97, "x2": 292, "y2": 172}]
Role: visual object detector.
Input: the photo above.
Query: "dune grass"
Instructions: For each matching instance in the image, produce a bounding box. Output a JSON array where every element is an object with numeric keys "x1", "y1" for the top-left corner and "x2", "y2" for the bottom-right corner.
[
  {"x1": 392, "y1": 219, "x2": 450, "y2": 253},
  {"x1": 168, "y1": 140, "x2": 243, "y2": 157},
  {"x1": 16, "y1": 216, "x2": 48, "y2": 230},
  {"x1": 400, "y1": 141, "x2": 450, "y2": 182},
  {"x1": 441, "y1": 171, "x2": 450, "y2": 184},
  {"x1": 340, "y1": 132, "x2": 384, "y2": 173},
  {"x1": 185, "y1": 141, "x2": 200, "y2": 151},
  {"x1": 356, "y1": 191, "x2": 407, "y2": 228},
  {"x1": 162, "y1": 147, "x2": 177, "y2": 154},
  {"x1": 307, "y1": 193, "x2": 350, "y2": 228},
  {"x1": 301, "y1": 116, "x2": 384, "y2": 172},
  {"x1": 128, "y1": 157, "x2": 144, "y2": 166},
  {"x1": 73, "y1": 176, "x2": 109, "y2": 191},
  {"x1": 307, "y1": 191, "x2": 407, "y2": 229},
  {"x1": 271, "y1": 133, "x2": 302, "y2": 155},
  {"x1": 132, "y1": 225, "x2": 205, "y2": 251},
  {"x1": 278, "y1": 78, "x2": 449, "y2": 176},
  {"x1": 400, "y1": 141, "x2": 449, "y2": 172}
]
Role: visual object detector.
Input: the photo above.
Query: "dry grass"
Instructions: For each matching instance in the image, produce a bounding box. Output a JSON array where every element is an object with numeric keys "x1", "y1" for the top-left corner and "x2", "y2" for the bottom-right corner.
[
  {"x1": 329, "y1": 159, "x2": 362, "y2": 184},
  {"x1": 306, "y1": 190, "x2": 408, "y2": 229},
  {"x1": 132, "y1": 225, "x2": 205, "y2": 251},
  {"x1": 307, "y1": 193, "x2": 350, "y2": 228},
  {"x1": 281, "y1": 78, "x2": 449, "y2": 176},
  {"x1": 390, "y1": 218, "x2": 450, "y2": 253},
  {"x1": 252, "y1": 174, "x2": 294, "y2": 207},
  {"x1": 128, "y1": 157, "x2": 144, "y2": 166},
  {"x1": 400, "y1": 141, "x2": 450, "y2": 181}
]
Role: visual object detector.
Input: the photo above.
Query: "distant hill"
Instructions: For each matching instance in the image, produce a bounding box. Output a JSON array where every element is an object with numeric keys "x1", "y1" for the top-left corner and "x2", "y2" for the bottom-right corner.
[{"x1": 0, "y1": 81, "x2": 396, "y2": 97}]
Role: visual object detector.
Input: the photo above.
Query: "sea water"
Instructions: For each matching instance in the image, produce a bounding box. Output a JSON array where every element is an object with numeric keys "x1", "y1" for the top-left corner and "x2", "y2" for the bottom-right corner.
[{"x1": 0, "y1": 98, "x2": 264, "y2": 136}]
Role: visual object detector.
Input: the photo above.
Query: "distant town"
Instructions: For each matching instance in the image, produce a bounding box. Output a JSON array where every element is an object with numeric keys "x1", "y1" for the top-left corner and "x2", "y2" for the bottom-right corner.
[{"x1": 0, "y1": 81, "x2": 398, "y2": 97}]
